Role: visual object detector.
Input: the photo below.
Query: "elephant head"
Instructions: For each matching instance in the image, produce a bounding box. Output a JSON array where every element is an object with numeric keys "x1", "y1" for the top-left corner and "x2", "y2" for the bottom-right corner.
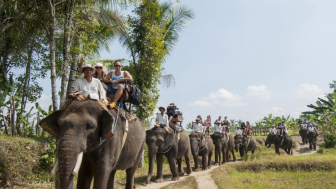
[
  {"x1": 265, "y1": 134, "x2": 278, "y2": 148},
  {"x1": 39, "y1": 100, "x2": 114, "y2": 189},
  {"x1": 234, "y1": 135, "x2": 243, "y2": 152},
  {"x1": 189, "y1": 132, "x2": 206, "y2": 155},
  {"x1": 210, "y1": 133, "x2": 225, "y2": 146}
]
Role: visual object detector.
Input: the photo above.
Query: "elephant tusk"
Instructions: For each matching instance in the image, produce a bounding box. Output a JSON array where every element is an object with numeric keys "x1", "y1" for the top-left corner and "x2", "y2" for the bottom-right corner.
[
  {"x1": 72, "y1": 151, "x2": 83, "y2": 175},
  {"x1": 51, "y1": 159, "x2": 59, "y2": 175}
]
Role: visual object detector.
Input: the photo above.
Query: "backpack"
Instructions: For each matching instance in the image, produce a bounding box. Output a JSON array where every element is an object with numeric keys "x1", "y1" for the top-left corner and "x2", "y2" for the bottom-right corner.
[
  {"x1": 166, "y1": 105, "x2": 177, "y2": 117},
  {"x1": 128, "y1": 84, "x2": 142, "y2": 105}
]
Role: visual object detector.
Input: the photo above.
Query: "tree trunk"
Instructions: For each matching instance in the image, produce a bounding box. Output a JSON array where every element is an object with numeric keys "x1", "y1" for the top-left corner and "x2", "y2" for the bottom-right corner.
[
  {"x1": 48, "y1": 0, "x2": 58, "y2": 112},
  {"x1": 60, "y1": 0, "x2": 75, "y2": 106},
  {"x1": 1, "y1": 109, "x2": 9, "y2": 135},
  {"x1": 66, "y1": 34, "x2": 79, "y2": 98},
  {"x1": 11, "y1": 96, "x2": 16, "y2": 135}
]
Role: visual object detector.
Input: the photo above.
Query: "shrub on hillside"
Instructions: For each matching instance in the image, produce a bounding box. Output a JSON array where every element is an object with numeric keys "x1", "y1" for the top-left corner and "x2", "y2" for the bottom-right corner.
[{"x1": 324, "y1": 133, "x2": 336, "y2": 148}]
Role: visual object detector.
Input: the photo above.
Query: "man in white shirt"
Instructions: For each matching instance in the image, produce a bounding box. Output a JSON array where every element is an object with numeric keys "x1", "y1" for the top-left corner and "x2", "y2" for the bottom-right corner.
[
  {"x1": 69, "y1": 64, "x2": 107, "y2": 102},
  {"x1": 270, "y1": 125, "x2": 277, "y2": 135},
  {"x1": 235, "y1": 127, "x2": 242, "y2": 135},
  {"x1": 193, "y1": 118, "x2": 203, "y2": 133},
  {"x1": 214, "y1": 116, "x2": 222, "y2": 133},
  {"x1": 154, "y1": 106, "x2": 170, "y2": 133}
]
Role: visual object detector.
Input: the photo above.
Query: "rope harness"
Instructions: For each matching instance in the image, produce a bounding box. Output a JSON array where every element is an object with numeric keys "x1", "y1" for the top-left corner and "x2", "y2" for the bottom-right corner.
[{"x1": 158, "y1": 130, "x2": 176, "y2": 154}]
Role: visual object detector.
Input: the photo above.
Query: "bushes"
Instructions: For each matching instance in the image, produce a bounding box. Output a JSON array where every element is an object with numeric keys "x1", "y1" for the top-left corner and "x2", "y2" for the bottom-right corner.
[{"x1": 324, "y1": 133, "x2": 336, "y2": 148}]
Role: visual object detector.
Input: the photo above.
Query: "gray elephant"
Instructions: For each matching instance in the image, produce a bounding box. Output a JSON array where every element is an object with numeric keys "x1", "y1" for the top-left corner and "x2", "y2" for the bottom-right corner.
[
  {"x1": 307, "y1": 132, "x2": 317, "y2": 150},
  {"x1": 40, "y1": 100, "x2": 145, "y2": 189},
  {"x1": 265, "y1": 134, "x2": 293, "y2": 155},
  {"x1": 234, "y1": 135, "x2": 256, "y2": 158},
  {"x1": 211, "y1": 133, "x2": 236, "y2": 165},
  {"x1": 145, "y1": 127, "x2": 191, "y2": 184},
  {"x1": 189, "y1": 132, "x2": 213, "y2": 171},
  {"x1": 299, "y1": 129, "x2": 308, "y2": 144}
]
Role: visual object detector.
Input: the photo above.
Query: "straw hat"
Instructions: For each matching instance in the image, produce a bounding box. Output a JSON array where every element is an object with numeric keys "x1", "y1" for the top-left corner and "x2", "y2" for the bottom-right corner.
[
  {"x1": 80, "y1": 64, "x2": 95, "y2": 73},
  {"x1": 195, "y1": 118, "x2": 200, "y2": 122},
  {"x1": 158, "y1": 106, "x2": 165, "y2": 111}
]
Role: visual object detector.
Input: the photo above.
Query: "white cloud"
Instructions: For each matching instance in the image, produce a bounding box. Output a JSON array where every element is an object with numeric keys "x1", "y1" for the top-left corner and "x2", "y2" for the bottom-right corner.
[
  {"x1": 189, "y1": 88, "x2": 245, "y2": 108},
  {"x1": 295, "y1": 84, "x2": 323, "y2": 100},
  {"x1": 247, "y1": 84, "x2": 272, "y2": 100}
]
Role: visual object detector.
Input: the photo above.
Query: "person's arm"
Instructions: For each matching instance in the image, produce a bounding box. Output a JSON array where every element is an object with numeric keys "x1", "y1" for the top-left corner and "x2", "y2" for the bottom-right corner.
[
  {"x1": 103, "y1": 71, "x2": 116, "y2": 84},
  {"x1": 97, "y1": 80, "x2": 106, "y2": 101},
  {"x1": 116, "y1": 71, "x2": 133, "y2": 83}
]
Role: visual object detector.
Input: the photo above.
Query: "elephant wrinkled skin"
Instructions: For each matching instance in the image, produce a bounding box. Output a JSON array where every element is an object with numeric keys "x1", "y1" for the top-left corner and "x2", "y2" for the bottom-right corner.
[
  {"x1": 189, "y1": 132, "x2": 213, "y2": 172},
  {"x1": 40, "y1": 100, "x2": 145, "y2": 189},
  {"x1": 145, "y1": 127, "x2": 192, "y2": 184},
  {"x1": 234, "y1": 135, "x2": 256, "y2": 158}
]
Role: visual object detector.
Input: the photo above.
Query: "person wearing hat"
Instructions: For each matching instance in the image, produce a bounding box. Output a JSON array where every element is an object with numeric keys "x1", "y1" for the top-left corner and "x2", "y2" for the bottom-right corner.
[
  {"x1": 193, "y1": 118, "x2": 203, "y2": 133},
  {"x1": 270, "y1": 125, "x2": 277, "y2": 135},
  {"x1": 103, "y1": 60, "x2": 133, "y2": 109},
  {"x1": 154, "y1": 106, "x2": 170, "y2": 133},
  {"x1": 69, "y1": 64, "x2": 106, "y2": 102},
  {"x1": 92, "y1": 63, "x2": 108, "y2": 91},
  {"x1": 235, "y1": 126, "x2": 242, "y2": 136}
]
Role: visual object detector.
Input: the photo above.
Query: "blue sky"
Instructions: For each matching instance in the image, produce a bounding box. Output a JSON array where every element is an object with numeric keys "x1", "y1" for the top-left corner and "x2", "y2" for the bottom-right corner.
[{"x1": 34, "y1": 0, "x2": 336, "y2": 125}]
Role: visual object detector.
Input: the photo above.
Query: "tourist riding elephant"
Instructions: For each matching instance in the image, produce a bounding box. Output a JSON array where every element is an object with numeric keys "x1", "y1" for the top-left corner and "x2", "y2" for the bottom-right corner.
[
  {"x1": 299, "y1": 129, "x2": 308, "y2": 144},
  {"x1": 265, "y1": 134, "x2": 293, "y2": 155},
  {"x1": 189, "y1": 132, "x2": 213, "y2": 171},
  {"x1": 234, "y1": 135, "x2": 256, "y2": 158},
  {"x1": 307, "y1": 132, "x2": 317, "y2": 150},
  {"x1": 40, "y1": 100, "x2": 145, "y2": 189},
  {"x1": 145, "y1": 127, "x2": 191, "y2": 184},
  {"x1": 211, "y1": 133, "x2": 236, "y2": 165}
]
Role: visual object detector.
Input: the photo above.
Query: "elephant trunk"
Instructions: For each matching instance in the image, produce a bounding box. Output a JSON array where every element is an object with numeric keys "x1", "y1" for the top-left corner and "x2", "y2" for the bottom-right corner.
[
  {"x1": 57, "y1": 140, "x2": 81, "y2": 189},
  {"x1": 146, "y1": 152, "x2": 155, "y2": 184}
]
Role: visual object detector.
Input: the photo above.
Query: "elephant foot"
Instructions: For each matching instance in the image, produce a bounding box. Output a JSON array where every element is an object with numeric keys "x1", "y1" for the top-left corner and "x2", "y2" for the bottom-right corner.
[
  {"x1": 178, "y1": 172, "x2": 185, "y2": 176},
  {"x1": 233, "y1": 159, "x2": 237, "y2": 162},
  {"x1": 171, "y1": 176, "x2": 179, "y2": 181},
  {"x1": 215, "y1": 162, "x2": 219, "y2": 166},
  {"x1": 155, "y1": 178, "x2": 164, "y2": 183},
  {"x1": 187, "y1": 168, "x2": 192, "y2": 175},
  {"x1": 194, "y1": 168, "x2": 201, "y2": 172}
]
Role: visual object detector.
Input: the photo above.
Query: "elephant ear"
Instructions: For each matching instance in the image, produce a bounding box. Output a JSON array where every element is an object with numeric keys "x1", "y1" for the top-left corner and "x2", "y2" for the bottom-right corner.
[
  {"x1": 163, "y1": 131, "x2": 175, "y2": 150},
  {"x1": 146, "y1": 130, "x2": 152, "y2": 143},
  {"x1": 210, "y1": 134, "x2": 214, "y2": 140},
  {"x1": 100, "y1": 110, "x2": 114, "y2": 139},
  {"x1": 39, "y1": 110, "x2": 63, "y2": 139}
]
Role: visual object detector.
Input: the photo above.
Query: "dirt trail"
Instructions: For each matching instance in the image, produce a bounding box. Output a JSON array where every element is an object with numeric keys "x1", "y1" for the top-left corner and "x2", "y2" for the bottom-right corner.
[{"x1": 138, "y1": 135, "x2": 320, "y2": 189}]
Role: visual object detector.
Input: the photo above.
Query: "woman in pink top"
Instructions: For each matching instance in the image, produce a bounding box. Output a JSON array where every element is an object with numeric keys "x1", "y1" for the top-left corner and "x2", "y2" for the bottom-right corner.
[{"x1": 202, "y1": 115, "x2": 212, "y2": 135}]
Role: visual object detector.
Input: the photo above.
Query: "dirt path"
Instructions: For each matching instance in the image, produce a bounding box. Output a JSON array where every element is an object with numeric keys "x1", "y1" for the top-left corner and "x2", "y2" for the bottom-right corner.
[{"x1": 138, "y1": 135, "x2": 320, "y2": 189}]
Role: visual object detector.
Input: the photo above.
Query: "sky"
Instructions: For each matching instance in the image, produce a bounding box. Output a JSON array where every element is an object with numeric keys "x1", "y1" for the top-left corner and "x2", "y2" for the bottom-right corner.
[{"x1": 33, "y1": 0, "x2": 336, "y2": 126}]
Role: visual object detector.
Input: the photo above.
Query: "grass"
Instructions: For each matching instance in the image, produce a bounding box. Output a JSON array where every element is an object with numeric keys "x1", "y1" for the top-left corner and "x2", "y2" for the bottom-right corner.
[{"x1": 0, "y1": 135, "x2": 54, "y2": 188}]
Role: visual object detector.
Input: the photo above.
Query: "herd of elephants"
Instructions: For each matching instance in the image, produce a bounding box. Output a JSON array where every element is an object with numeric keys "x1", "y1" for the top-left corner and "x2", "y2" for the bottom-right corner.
[{"x1": 39, "y1": 100, "x2": 317, "y2": 189}]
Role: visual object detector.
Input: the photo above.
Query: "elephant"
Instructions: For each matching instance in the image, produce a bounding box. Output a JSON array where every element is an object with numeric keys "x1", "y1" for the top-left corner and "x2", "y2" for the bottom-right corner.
[
  {"x1": 40, "y1": 100, "x2": 145, "y2": 189},
  {"x1": 307, "y1": 132, "x2": 317, "y2": 150},
  {"x1": 234, "y1": 135, "x2": 256, "y2": 158},
  {"x1": 189, "y1": 132, "x2": 213, "y2": 171},
  {"x1": 265, "y1": 134, "x2": 293, "y2": 155},
  {"x1": 210, "y1": 133, "x2": 236, "y2": 165},
  {"x1": 145, "y1": 127, "x2": 192, "y2": 184},
  {"x1": 299, "y1": 129, "x2": 308, "y2": 144}
]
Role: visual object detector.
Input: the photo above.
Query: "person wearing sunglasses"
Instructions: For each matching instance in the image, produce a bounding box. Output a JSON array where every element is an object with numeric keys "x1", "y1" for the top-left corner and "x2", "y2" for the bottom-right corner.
[
  {"x1": 103, "y1": 60, "x2": 133, "y2": 109},
  {"x1": 92, "y1": 63, "x2": 108, "y2": 91}
]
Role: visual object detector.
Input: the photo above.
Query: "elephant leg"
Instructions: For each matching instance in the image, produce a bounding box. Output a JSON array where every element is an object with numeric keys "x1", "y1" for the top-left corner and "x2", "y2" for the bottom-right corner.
[
  {"x1": 208, "y1": 151, "x2": 212, "y2": 169},
  {"x1": 225, "y1": 150, "x2": 229, "y2": 163},
  {"x1": 185, "y1": 150, "x2": 192, "y2": 175},
  {"x1": 202, "y1": 153, "x2": 207, "y2": 170},
  {"x1": 155, "y1": 153, "x2": 164, "y2": 183},
  {"x1": 93, "y1": 163, "x2": 112, "y2": 189},
  {"x1": 214, "y1": 147, "x2": 219, "y2": 165},
  {"x1": 167, "y1": 153, "x2": 179, "y2": 181},
  {"x1": 231, "y1": 149, "x2": 236, "y2": 162},
  {"x1": 193, "y1": 153, "x2": 200, "y2": 172},
  {"x1": 176, "y1": 158, "x2": 184, "y2": 176},
  {"x1": 106, "y1": 170, "x2": 116, "y2": 188},
  {"x1": 125, "y1": 144, "x2": 144, "y2": 189},
  {"x1": 77, "y1": 154, "x2": 93, "y2": 189}
]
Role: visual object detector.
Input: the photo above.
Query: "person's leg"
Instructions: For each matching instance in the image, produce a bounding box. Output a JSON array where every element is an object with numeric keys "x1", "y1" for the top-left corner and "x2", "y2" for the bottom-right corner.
[{"x1": 108, "y1": 84, "x2": 124, "y2": 108}]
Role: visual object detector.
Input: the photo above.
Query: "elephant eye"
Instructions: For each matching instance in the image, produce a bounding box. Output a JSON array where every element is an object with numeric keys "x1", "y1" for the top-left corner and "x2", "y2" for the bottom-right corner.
[{"x1": 85, "y1": 124, "x2": 94, "y2": 131}]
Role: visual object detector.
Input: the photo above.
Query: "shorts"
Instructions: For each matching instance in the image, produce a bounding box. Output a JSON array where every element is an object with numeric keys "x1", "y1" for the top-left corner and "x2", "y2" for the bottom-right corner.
[{"x1": 107, "y1": 86, "x2": 118, "y2": 94}]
